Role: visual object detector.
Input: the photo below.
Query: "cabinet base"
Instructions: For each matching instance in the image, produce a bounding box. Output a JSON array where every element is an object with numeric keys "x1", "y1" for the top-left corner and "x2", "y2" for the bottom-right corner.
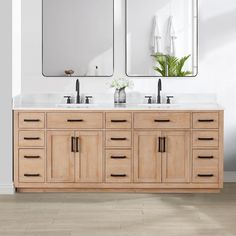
[{"x1": 16, "y1": 188, "x2": 221, "y2": 193}]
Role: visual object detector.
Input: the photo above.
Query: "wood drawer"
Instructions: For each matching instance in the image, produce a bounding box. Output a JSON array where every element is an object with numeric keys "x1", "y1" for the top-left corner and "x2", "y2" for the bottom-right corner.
[
  {"x1": 47, "y1": 112, "x2": 103, "y2": 129},
  {"x1": 106, "y1": 131, "x2": 132, "y2": 147},
  {"x1": 106, "y1": 150, "x2": 131, "y2": 182},
  {"x1": 18, "y1": 149, "x2": 45, "y2": 183},
  {"x1": 193, "y1": 131, "x2": 219, "y2": 148},
  {"x1": 19, "y1": 112, "x2": 45, "y2": 129},
  {"x1": 19, "y1": 131, "x2": 45, "y2": 147},
  {"x1": 193, "y1": 113, "x2": 219, "y2": 129},
  {"x1": 106, "y1": 150, "x2": 132, "y2": 164},
  {"x1": 193, "y1": 150, "x2": 219, "y2": 169},
  {"x1": 106, "y1": 112, "x2": 132, "y2": 129},
  {"x1": 134, "y1": 112, "x2": 190, "y2": 129},
  {"x1": 192, "y1": 168, "x2": 219, "y2": 183}
]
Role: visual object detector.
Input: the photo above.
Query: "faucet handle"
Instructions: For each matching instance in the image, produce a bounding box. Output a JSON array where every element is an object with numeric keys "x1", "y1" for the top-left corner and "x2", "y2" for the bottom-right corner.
[
  {"x1": 145, "y1": 96, "x2": 153, "y2": 104},
  {"x1": 85, "y1": 96, "x2": 93, "y2": 104},
  {"x1": 166, "y1": 96, "x2": 174, "y2": 104},
  {"x1": 64, "y1": 96, "x2": 72, "y2": 104}
]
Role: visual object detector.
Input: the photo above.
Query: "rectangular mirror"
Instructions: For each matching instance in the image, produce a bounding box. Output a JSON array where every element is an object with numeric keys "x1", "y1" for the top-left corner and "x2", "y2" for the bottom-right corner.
[
  {"x1": 42, "y1": 0, "x2": 114, "y2": 77},
  {"x1": 126, "y1": 0, "x2": 198, "y2": 77}
]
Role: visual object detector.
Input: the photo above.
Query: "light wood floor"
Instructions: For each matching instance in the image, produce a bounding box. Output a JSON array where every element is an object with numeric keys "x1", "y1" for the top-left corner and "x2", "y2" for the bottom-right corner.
[{"x1": 0, "y1": 184, "x2": 236, "y2": 236}]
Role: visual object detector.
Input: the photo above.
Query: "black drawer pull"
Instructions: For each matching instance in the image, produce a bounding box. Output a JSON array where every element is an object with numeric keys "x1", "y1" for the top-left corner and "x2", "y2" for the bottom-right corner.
[
  {"x1": 198, "y1": 138, "x2": 214, "y2": 141},
  {"x1": 198, "y1": 119, "x2": 214, "y2": 122},
  {"x1": 24, "y1": 119, "x2": 40, "y2": 122},
  {"x1": 67, "y1": 119, "x2": 84, "y2": 122},
  {"x1": 111, "y1": 120, "x2": 127, "y2": 123},
  {"x1": 198, "y1": 174, "x2": 214, "y2": 177},
  {"x1": 198, "y1": 156, "x2": 214, "y2": 159},
  {"x1": 110, "y1": 138, "x2": 127, "y2": 141},
  {"x1": 111, "y1": 174, "x2": 127, "y2": 177},
  {"x1": 24, "y1": 156, "x2": 40, "y2": 159},
  {"x1": 24, "y1": 174, "x2": 40, "y2": 177},
  {"x1": 158, "y1": 137, "x2": 161, "y2": 153},
  {"x1": 71, "y1": 137, "x2": 75, "y2": 153},
  {"x1": 111, "y1": 156, "x2": 127, "y2": 159},
  {"x1": 154, "y1": 119, "x2": 170, "y2": 123},
  {"x1": 24, "y1": 137, "x2": 40, "y2": 140},
  {"x1": 76, "y1": 137, "x2": 80, "y2": 153},
  {"x1": 163, "y1": 137, "x2": 166, "y2": 153}
]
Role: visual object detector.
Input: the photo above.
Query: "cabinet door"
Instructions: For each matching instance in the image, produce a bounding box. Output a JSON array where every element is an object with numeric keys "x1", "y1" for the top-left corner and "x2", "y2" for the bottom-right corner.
[
  {"x1": 162, "y1": 131, "x2": 190, "y2": 183},
  {"x1": 47, "y1": 131, "x2": 75, "y2": 182},
  {"x1": 134, "y1": 131, "x2": 162, "y2": 183},
  {"x1": 75, "y1": 131, "x2": 103, "y2": 183}
]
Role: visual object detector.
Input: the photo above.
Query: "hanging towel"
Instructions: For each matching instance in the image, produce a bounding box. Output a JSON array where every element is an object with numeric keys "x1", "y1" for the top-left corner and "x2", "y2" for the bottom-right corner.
[
  {"x1": 166, "y1": 16, "x2": 177, "y2": 56},
  {"x1": 150, "y1": 16, "x2": 161, "y2": 54}
]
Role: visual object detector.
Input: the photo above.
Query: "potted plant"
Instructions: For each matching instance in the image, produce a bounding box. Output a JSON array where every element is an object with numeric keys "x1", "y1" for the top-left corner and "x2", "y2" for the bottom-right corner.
[{"x1": 109, "y1": 77, "x2": 134, "y2": 104}]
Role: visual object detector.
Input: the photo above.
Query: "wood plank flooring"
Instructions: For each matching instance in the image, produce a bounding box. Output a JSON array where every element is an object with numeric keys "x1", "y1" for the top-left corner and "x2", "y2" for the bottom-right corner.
[{"x1": 0, "y1": 183, "x2": 236, "y2": 236}]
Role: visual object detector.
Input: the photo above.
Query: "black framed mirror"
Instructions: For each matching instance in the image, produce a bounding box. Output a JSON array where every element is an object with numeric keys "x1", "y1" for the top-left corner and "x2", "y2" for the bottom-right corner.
[
  {"x1": 42, "y1": 0, "x2": 114, "y2": 77},
  {"x1": 126, "y1": 0, "x2": 198, "y2": 77}
]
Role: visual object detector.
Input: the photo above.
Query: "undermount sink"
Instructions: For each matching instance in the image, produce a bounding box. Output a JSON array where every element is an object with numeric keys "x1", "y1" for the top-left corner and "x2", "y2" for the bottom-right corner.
[
  {"x1": 56, "y1": 103, "x2": 98, "y2": 108},
  {"x1": 137, "y1": 103, "x2": 180, "y2": 108}
]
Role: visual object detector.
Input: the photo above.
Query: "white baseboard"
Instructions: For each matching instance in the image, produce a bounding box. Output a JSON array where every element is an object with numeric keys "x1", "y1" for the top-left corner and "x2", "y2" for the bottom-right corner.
[
  {"x1": 224, "y1": 171, "x2": 236, "y2": 182},
  {"x1": 0, "y1": 184, "x2": 15, "y2": 194}
]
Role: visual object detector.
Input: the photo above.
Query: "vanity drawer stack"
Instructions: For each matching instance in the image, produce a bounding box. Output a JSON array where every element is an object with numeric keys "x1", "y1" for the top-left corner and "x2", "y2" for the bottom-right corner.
[
  {"x1": 15, "y1": 112, "x2": 46, "y2": 183},
  {"x1": 105, "y1": 113, "x2": 132, "y2": 183},
  {"x1": 192, "y1": 112, "x2": 223, "y2": 184}
]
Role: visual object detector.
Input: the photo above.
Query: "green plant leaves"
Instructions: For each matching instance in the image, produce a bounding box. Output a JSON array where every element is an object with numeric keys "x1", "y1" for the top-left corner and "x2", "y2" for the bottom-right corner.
[{"x1": 152, "y1": 53, "x2": 192, "y2": 77}]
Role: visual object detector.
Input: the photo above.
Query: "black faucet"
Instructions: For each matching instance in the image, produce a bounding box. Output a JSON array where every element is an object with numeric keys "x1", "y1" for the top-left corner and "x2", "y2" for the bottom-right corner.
[
  {"x1": 157, "y1": 79, "x2": 162, "y2": 104},
  {"x1": 76, "y1": 79, "x2": 80, "y2": 104}
]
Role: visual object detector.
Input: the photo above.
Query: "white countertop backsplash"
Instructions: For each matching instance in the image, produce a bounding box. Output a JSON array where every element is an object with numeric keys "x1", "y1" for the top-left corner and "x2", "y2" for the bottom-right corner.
[{"x1": 12, "y1": 92, "x2": 223, "y2": 110}]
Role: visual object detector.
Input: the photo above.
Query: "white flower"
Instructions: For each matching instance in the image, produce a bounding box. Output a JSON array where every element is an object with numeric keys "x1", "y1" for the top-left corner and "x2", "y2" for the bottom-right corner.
[{"x1": 110, "y1": 78, "x2": 134, "y2": 90}]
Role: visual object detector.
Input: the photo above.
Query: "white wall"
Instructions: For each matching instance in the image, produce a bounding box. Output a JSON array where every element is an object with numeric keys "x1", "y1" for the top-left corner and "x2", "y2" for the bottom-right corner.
[
  {"x1": 21, "y1": 0, "x2": 236, "y2": 171},
  {"x1": 0, "y1": 0, "x2": 14, "y2": 194}
]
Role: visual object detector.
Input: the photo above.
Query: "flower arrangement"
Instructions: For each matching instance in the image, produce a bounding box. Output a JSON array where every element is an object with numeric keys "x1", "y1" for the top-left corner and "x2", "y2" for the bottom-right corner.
[{"x1": 110, "y1": 77, "x2": 134, "y2": 90}]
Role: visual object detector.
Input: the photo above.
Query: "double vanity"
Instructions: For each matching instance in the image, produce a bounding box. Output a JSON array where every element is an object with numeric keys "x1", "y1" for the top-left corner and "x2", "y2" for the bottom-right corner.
[
  {"x1": 15, "y1": 0, "x2": 222, "y2": 193},
  {"x1": 13, "y1": 97, "x2": 224, "y2": 193}
]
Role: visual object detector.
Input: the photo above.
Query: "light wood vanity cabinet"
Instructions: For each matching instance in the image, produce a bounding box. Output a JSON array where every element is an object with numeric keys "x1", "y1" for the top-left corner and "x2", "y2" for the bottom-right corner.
[
  {"x1": 47, "y1": 130, "x2": 103, "y2": 183},
  {"x1": 47, "y1": 131, "x2": 75, "y2": 183},
  {"x1": 14, "y1": 110, "x2": 224, "y2": 193},
  {"x1": 134, "y1": 131, "x2": 190, "y2": 183}
]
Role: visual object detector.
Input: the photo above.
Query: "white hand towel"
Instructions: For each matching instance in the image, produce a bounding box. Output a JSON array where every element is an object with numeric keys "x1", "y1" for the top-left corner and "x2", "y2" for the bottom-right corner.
[
  {"x1": 151, "y1": 16, "x2": 161, "y2": 54},
  {"x1": 166, "y1": 16, "x2": 177, "y2": 56}
]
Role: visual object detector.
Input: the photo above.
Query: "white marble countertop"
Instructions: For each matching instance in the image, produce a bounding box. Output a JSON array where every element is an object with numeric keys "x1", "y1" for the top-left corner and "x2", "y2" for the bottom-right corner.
[
  {"x1": 13, "y1": 103, "x2": 224, "y2": 111},
  {"x1": 12, "y1": 94, "x2": 224, "y2": 111}
]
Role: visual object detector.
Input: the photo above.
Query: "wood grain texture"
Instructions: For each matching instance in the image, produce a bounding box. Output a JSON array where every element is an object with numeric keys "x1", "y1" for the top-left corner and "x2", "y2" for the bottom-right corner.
[
  {"x1": 14, "y1": 110, "x2": 224, "y2": 193},
  {"x1": 134, "y1": 112, "x2": 191, "y2": 129},
  {"x1": 18, "y1": 130, "x2": 45, "y2": 147},
  {"x1": 106, "y1": 131, "x2": 132, "y2": 148},
  {"x1": 193, "y1": 112, "x2": 219, "y2": 129},
  {"x1": 106, "y1": 112, "x2": 132, "y2": 129},
  {"x1": 106, "y1": 150, "x2": 132, "y2": 183},
  {"x1": 47, "y1": 130, "x2": 75, "y2": 183},
  {"x1": 134, "y1": 131, "x2": 162, "y2": 183},
  {"x1": 162, "y1": 131, "x2": 190, "y2": 183},
  {"x1": 192, "y1": 131, "x2": 219, "y2": 148},
  {"x1": 19, "y1": 112, "x2": 45, "y2": 129},
  {"x1": 47, "y1": 112, "x2": 103, "y2": 129},
  {"x1": 75, "y1": 131, "x2": 103, "y2": 183},
  {"x1": 5, "y1": 185, "x2": 236, "y2": 235},
  {"x1": 18, "y1": 149, "x2": 45, "y2": 183}
]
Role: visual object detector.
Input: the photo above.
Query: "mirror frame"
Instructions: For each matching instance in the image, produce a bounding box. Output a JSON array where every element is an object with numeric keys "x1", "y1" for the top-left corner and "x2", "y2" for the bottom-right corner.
[
  {"x1": 125, "y1": 0, "x2": 199, "y2": 78},
  {"x1": 42, "y1": 0, "x2": 115, "y2": 78}
]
